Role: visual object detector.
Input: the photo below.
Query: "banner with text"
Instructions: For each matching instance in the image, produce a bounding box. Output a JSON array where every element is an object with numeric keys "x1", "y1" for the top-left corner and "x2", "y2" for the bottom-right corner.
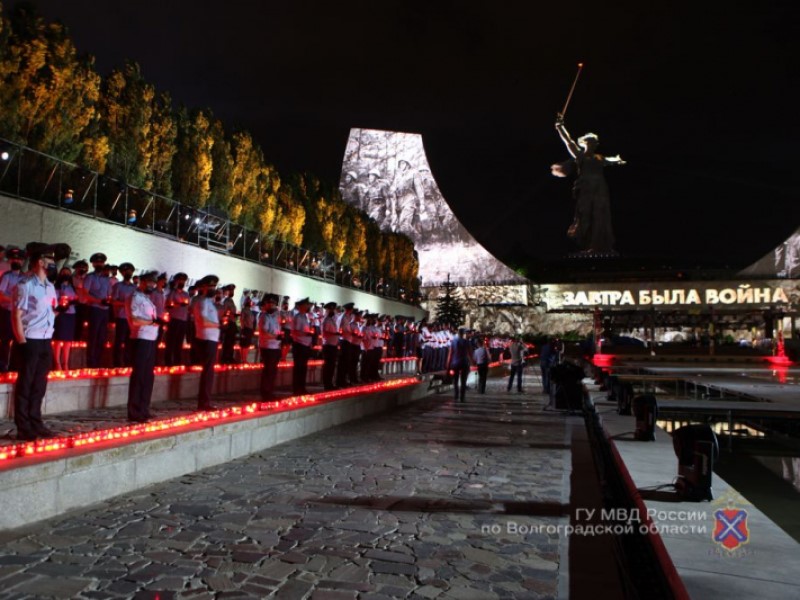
[{"x1": 542, "y1": 281, "x2": 799, "y2": 311}]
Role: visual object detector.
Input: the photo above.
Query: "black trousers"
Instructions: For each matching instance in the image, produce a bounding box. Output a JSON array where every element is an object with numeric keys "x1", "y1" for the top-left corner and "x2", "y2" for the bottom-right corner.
[
  {"x1": 113, "y1": 317, "x2": 132, "y2": 367},
  {"x1": 165, "y1": 319, "x2": 187, "y2": 366},
  {"x1": 197, "y1": 339, "x2": 218, "y2": 408},
  {"x1": 0, "y1": 307, "x2": 12, "y2": 372},
  {"x1": 541, "y1": 366, "x2": 552, "y2": 394},
  {"x1": 74, "y1": 303, "x2": 89, "y2": 342},
  {"x1": 507, "y1": 364, "x2": 524, "y2": 391},
  {"x1": 292, "y1": 342, "x2": 311, "y2": 394},
  {"x1": 14, "y1": 339, "x2": 52, "y2": 436},
  {"x1": 451, "y1": 363, "x2": 470, "y2": 402},
  {"x1": 477, "y1": 364, "x2": 489, "y2": 393},
  {"x1": 221, "y1": 324, "x2": 238, "y2": 364},
  {"x1": 371, "y1": 348, "x2": 383, "y2": 380},
  {"x1": 336, "y1": 341, "x2": 350, "y2": 387},
  {"x1": 259, "y1": 347, "x2": 281, "y2": 400},
  {"x1": 348, "y1": 345, "x2": 361, "y2": 384},
  {"x1": 128, "y1": 338, "x2": 156, "y2": 420},
  {"x1": 86, "y1": 307, "x2": 109, "y2": 368},
  {"x1": 322, "y1": 344, "x2": 338, "y2": 389}
]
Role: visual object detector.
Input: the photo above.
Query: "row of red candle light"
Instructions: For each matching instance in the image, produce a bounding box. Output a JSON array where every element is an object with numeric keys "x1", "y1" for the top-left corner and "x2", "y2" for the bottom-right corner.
[
  {"x1": 0, "y1": 376, "x2": 421, "y2": 463},
  {"x1": 0, "y1": 357, "x2": 417, "y2": 384}
]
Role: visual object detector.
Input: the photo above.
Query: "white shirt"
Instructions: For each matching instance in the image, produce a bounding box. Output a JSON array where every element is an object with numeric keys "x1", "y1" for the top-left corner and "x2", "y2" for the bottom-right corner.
[
  {"x1": 322, "y1": 314, "x2": 340, "y2": 346},
  {"x1": 151, "y1": 288, "x2": 167, "y2": 318},
  {"x1": 0, "y1": 269, "x2": 24, "y2": 311},
  {"x1": 15, "y1": 274, "x2": 57, "y2": 339},
  {"x1": 112, "y1": 280, "x2": 137, "y2": 319},
  {"x1": 292, "y1": 312, "x2": 313, "y2": 347},
  {"x1": 167, "y1": 289, "x2": 191, "y2": 321},
  {"x1": 374, "y1": 324, "x2": 385, "y2": 349},
  {"x1": 340, "y1": 312, "x2": 354, "y2": 344},
  {"x1": 258, "y1": 310, "x2": 282, "y2": 350},
  {"x1": 193, "y1": 296, "x2": 221, "y2": 342},
  {"x1": 127, "y1": 290, "x2": 159, "y2": 341},
  {"x1": 474, "y1": 346, "x2": 489, "y2": 365}
]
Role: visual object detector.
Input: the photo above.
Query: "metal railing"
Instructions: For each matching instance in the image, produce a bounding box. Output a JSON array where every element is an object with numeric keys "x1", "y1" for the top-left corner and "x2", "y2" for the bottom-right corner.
[{"x1": 0, "y1": 137, "x2": 417, "y2": 304}]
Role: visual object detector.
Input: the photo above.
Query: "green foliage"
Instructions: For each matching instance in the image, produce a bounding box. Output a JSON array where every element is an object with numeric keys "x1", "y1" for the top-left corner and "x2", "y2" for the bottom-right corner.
[{"x1": 435, "y1": 279, "x2": 466, "y2": 327}]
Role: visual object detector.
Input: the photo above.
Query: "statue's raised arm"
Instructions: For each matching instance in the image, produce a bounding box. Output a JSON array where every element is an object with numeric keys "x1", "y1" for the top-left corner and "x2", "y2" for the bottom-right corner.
[{"x1": 555, "y1": 113, "x2": 580, "y2": 158}]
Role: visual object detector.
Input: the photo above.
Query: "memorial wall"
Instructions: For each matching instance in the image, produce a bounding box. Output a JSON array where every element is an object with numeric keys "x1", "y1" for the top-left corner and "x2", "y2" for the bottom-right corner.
[{"x1": 338, "y1": 128, "x2": 525, "y2": 287}]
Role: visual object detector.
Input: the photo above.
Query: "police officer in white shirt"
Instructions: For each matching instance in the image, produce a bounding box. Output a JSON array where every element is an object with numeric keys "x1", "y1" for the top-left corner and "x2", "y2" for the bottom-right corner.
[
  {"x1": 82, "y1": 252, "x2": 112, "y2": 368},
  {"x1": 291, "y1": 297, "x2": 313, "y2": 395},
  {"x1": 110, "y1": 262, "x2": 137, "y2": 367},
  {"x1": 193, "y1": 275, "x2": 221, "y2": 410},
  {"x1": 0, "y1": 246, "x2": 26, "y2": 373},
  {"x1": 126, "y1": 271, "x2": 160, "y2": 422},
  {"x1": 165, "y1": 272, "x2": 190, "y2": 366},
  {"x1": 321, "y1": 301, "x2": 339, "y2": 390},
  {"x1": 12, "y1": 242, "x2": 69, "y2": 440},
  {"x1": 336, "y1": 302, "x2": 355, "y2": 388},
  {"x1": 257, "y1": 293, "x2": 282, "y2": 400}
]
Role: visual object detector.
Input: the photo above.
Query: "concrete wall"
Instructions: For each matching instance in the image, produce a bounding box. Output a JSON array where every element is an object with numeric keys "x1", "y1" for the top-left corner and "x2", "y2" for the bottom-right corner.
[{"x1": 0, "y1": 193, "x2": 426, "y2": 318}]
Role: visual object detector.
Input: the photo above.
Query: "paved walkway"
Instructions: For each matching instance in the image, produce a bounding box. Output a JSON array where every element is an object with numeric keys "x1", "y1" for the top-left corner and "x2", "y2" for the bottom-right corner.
[{"x1": 0, "y1": 375, "x2": 574, "y2": 600}]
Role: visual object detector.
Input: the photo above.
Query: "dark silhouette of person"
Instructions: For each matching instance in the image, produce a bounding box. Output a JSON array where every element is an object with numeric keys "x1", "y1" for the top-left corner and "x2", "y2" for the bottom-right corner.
[{"x1": 554, "y1": 114, "x2": 625, "y2": 254}]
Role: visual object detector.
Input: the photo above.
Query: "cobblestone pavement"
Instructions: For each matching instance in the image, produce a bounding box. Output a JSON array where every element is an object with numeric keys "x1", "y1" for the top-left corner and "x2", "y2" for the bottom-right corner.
[{"x1": 0, "y1": 374, "x2": 572, "y2": 599}]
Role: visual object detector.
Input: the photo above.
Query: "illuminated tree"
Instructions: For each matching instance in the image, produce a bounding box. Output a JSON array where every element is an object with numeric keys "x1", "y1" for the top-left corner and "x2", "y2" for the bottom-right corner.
[
  {"x1": 0, "y1": 3, "x2": 101, "y2": 161},
  {"x1": 230, "y1": 131, "x2": 266, "y2": 220},
  {"x1": 172, "y1": 107, "x2": 213, "y2": 207},
  {"x1": 207, "y1": 118, "x2": 234, "y2": 209},
  {"x1": 344, "y1": 207, "x2": 367, "y2": 272},
  {"x1": 98, "y1": 61, "x2": 157, "y2": 188},
  {"x1": 145, "y1": 92, "x2": 177, "y2": 196},
  {"x1": 79, "y1": 129, "x2": 110, "y2": 173},
  {"x1": 435, "y1": 276, "x2": 465, "y2": 327}
]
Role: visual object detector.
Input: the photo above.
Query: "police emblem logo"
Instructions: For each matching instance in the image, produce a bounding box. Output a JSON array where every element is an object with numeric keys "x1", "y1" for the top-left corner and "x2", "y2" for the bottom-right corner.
[
  {"x1": 712, "y1": 507, "x2": 750, "y2": 551},
  {"x1": 710, "y1": 491, "x2": 751, "y2": 554}
]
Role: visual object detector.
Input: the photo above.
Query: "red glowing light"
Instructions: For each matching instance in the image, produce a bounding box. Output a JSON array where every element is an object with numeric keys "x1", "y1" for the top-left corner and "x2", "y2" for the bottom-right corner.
[
  {"x1": 765, "y1": 355, "x2": 792, "y2": 366},
  {"x1": 592, "y1": 353, "x2": 615, "y2": 367},
  {"x1": 0, "y1": 377, "x2": 420, "y2": 463}
]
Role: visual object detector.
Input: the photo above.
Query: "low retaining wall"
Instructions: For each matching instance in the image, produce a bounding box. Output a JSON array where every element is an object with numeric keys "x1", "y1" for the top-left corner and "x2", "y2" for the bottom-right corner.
[
  {"x1": 0, "y1": 359, "x2": 415, "y2": 418},
  {"x1": 0, "y1": 380, "x2": 430, "y2": 530}
]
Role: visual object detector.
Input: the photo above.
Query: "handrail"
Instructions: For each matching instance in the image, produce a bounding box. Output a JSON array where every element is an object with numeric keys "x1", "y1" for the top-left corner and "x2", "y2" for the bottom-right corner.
[{"x1": 0, "y1": 136, "x2": 418, "y2": 304}]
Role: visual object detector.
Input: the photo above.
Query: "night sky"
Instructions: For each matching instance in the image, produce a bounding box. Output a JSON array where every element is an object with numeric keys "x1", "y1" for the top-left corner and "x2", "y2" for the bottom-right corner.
[{"x1": 29, "y1": 0, "x2": 800, "y2": 271}]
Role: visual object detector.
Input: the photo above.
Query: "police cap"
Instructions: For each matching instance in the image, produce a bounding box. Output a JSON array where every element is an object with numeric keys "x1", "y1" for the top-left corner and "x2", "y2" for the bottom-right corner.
[
  {"x1": 6, "y1": 246, "x2": 25, "y2": 260},
  {"x1": 25, "y1": 242, "x2": 71, "y2": 262},
  {"x1": 198, "y1": 274, "x2": 219, "y2": 287}
]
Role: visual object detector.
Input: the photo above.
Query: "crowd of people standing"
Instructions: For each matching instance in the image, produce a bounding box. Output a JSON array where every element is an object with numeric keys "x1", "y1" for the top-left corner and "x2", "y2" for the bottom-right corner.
[{"x1": 1, "y1": 242, "x2": 525, "y2": 442}]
